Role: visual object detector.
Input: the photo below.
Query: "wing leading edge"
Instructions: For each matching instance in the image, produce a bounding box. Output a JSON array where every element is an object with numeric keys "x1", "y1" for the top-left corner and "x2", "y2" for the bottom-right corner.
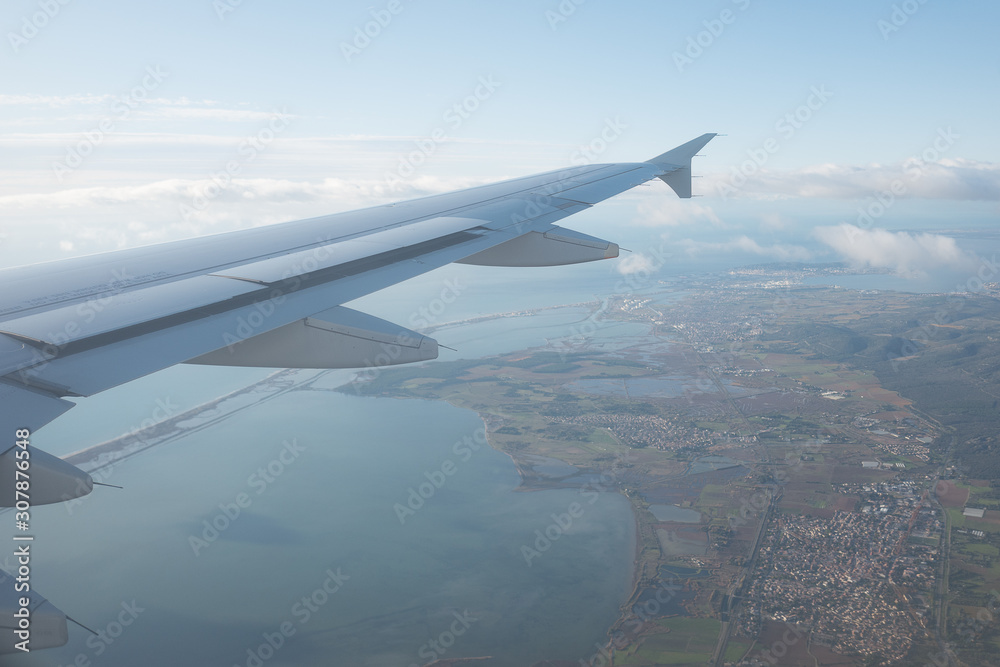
[{"x1": 0, "y1": 133, "x2": 716, "y2": 653}]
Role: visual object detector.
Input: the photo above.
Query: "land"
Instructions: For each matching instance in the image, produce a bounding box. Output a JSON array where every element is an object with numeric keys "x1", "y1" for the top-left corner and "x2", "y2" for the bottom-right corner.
[
  {"x1": 341, "y1": 264, "x2": 1000, "y2": 667},
  {"x1": 60, "y1": 262, "x2": 1000, "y2": 666}
]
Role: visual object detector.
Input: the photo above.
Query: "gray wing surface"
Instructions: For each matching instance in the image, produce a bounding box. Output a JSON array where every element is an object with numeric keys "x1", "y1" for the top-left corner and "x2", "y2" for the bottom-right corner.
[{"x1": 0, "y1": 133, "x2": 715, "y2": 652}]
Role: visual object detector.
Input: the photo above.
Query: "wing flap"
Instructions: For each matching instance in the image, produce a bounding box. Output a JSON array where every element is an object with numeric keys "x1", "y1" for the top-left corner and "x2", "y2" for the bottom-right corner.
[
  {"x1": 0, "y1": 383, "x2": 93, "y2": 506},
  {"x1": 211, "y1": 216, "x2": 486, "y2": 284},
  {"x1": 0, "y1": 576, "x2": 69, "y2": 653},
  {"x1": 0, "y1": 276, "x2": 261, "y2": 349},
  {"x1": 457, "y1": 226, "x2": 618, "y2": 267},
  {"x1": 187, "y1": 306, "x2": 437, "y2": 369},
  {"x1": 10, "y1": 221, "x2": 519, "y2": 397}
]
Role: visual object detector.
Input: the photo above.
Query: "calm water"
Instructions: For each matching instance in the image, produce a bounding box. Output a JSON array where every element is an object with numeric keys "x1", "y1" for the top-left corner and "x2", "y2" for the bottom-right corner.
[
  {"x1": 11, "y1": 375, "x2": 634, "y2": 667},
  {"x1": 649, "y1": 505, "x2": 702, "y2": 523}
]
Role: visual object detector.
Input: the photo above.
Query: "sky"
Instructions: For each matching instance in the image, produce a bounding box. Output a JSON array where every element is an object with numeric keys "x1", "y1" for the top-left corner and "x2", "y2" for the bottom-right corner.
[
  {"x1": 3, "y1": 4, "x2": 997, "y2": 663},
  {"x1": 1, "y1": 0, "x2": 998, "y2": 281}
]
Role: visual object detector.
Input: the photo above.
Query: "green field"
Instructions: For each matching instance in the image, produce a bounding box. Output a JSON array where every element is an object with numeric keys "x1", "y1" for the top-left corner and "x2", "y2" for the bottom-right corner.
[{"x1": 613, "y1": 617, "x2": 721, "y2": 666}]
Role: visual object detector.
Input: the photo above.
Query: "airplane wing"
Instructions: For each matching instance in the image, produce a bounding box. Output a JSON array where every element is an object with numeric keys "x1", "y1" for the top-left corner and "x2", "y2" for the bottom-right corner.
[{"x1": 0, "y1": 133, "x2": 716, "y2": 652}]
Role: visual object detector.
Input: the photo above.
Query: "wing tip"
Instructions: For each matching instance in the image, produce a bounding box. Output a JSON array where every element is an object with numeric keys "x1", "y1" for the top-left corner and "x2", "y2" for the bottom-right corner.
[
  {"x1": 647, "y1": 133, "x2": 719, "y2": 198},
  {"x1": 646, "y1": 133, "x2": 719, "y2": 168}
]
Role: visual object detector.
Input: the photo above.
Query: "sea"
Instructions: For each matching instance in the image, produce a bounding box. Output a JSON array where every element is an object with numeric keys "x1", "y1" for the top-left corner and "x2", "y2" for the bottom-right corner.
[{"x1": 8, "y1": 266, "x2": 647, "y2": 667}]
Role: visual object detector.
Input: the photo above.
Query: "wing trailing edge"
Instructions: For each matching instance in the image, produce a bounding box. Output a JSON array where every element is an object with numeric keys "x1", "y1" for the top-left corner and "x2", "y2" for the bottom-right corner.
[
  {"x1": 0, "y1": 579, "x2": 69, "y2": 653},
  {"x1": 187, "y1": 305, "x2": 437, "y2": 369},
  {"x1": 456, "y1": 226, "x2": 618, "y2": 267}
]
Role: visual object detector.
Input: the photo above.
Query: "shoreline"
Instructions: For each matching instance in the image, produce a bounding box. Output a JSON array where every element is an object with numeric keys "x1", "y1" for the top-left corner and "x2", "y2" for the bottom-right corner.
[
  {"x1": 476, "y1": 405, "x2": 644, "y2": 661},
  {"x1": 55, "y1": 299, "x2": 644, "y2": 664},
  {"x1": 62, "y1": 367, "x2": 333, "y2": 473}
]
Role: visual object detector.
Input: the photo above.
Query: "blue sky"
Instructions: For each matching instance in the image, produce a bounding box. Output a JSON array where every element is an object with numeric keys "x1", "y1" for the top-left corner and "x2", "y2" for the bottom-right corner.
[{"x1": 1, "y1": 0, "x2": 998, "y2": 278}]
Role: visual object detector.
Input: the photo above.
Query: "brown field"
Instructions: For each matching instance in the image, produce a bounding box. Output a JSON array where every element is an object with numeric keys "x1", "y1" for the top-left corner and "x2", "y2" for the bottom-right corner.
[
  {"x1": 936, "y1": 480, "x2": 971, "y2": 508},
  {"x1": 809, "y1": 645, "x2": 860, "y2": 667},
  {"x1": 789, "y1": 468, "x2": 835, "y2": 485},
  {"x1": 829, "y1": 494, "x2": 859, "y2": 512},
  {"x1": 965, "y1": 510, "x2": 1000, "y2": 531},
  {"x1": 858, "y1": 385, "x2": 911, "y2": 407},
  {"x1": 829, "y1": 466, "x2": 894, "y2": 484},
  {"x1": 827, "y1": 379, "x2": 862, "y2": 392},
  {"x1": 869, "y1": 410, "x2": 911, "y2": 421},
  {"x1": 760, "y1": 353, "x2": 802, "y2": 367},
  {"x1": 753, "y1": 621, "x2": 859, "y2": 666}
]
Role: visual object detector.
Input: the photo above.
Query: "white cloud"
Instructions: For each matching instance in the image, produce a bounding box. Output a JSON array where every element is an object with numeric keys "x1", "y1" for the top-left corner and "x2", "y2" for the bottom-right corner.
[
  {"x1": 0, "y1": 94, "x2": 115, "y2": 107},
  {"x1": 814, "y1": 224, "x2": 977, "y2": 277},
  {"x1": 615, "y1": 253, "x2": 657, "y2": 276},
  {"x1": 759, "y1": 212, "x2": 790, "y2": 231},
  {"x1": 135, "y1": 106, "x2": 294, "y2": 123},
  {"x1": 0, "y1": 94, "x2": 298, "y2": 127},
  {"x1": 633, "y1": 197, "x2": 722, "y2": 227},
  {"x1": 0, "y1": 174, "x2": 494, "y2": 265},
  {"x1": 679, "y1": 235, "x2": 812, "y2": 262},
  {"x1": 705, "y1": 158, "x2": 1000, "y2": 201}
]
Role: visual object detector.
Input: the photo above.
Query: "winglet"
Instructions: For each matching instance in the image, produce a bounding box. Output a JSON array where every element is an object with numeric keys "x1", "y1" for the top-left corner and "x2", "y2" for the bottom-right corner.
[{"x1": 646, "y1": 133, "x2": 718, "y2": 198}]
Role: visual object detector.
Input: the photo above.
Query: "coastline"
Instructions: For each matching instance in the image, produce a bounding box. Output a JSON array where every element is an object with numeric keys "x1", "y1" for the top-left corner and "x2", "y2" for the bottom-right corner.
[
  {"x1": 53, "y1": 298, "x2": 644, "y2": 665},
  {"x1": 476, "y1": 405, "x2": 643, "y2": 663},
  {"x1": 61, "y1": 367, "x2": 333, "y2": 473}
]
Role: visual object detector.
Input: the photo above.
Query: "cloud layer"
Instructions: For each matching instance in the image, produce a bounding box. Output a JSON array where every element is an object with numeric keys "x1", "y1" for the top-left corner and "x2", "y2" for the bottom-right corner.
[
  {"x1": 814, "y1": 225, "x2": 978, "y2": 277},
  {"x1": 678, "y1": 235, "x2": 813, "y2": 262},
  {"x1": 706, "y1": 158, "x2": 1000, "y2": 201}
]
